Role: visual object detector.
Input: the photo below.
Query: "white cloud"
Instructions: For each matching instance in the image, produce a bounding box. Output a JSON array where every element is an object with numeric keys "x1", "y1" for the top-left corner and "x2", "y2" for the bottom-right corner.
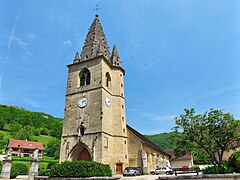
[
  {"x1": 12, "y1": 36, "x2": 33, "y2": 58},
  {"x1": 63, "y1": 40, "x2": 72, "y2": 45},
  {"x1": 8, "y1": 9, "x2": 21, "y2": 51},
  {"x1": 141, "y1": 128, "x2": 165, "y2": 135},
  {"x1": 22, "y1": 97, "x2": 41, "y2": 108},
  {"x1": 141, "y1": 112, "x2": 177, "y2": 122},
  {"x1": 191, "y1": 85, "x2": 240, "y2": 102}
]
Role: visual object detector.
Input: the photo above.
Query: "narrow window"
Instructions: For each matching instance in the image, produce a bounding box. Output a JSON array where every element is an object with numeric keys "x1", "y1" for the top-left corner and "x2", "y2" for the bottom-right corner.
[
  {"x1": 80, "y1": 69, "x2": 91, "y2": 87},
  {"x1": 106, "y1": 72, "x2": 111, "y2": 89}
]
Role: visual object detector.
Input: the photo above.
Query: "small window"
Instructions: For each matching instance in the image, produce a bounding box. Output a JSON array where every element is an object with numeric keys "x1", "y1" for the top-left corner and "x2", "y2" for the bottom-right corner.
[
  {"x1": 125, "y1": 155, "x2": 128, "y2": 159},
  {"x1": 80, "y1": 69, "x2": 91, "y2": 87},
  {"x1": 106, "y1": 72, "x2": 111, "y2": 89},
  {"x1": 122, "y1": 105, "x2": 124, "y2": 109},
  {"x1": 122, "y1": 117, "x2": 124, "y2": 121}
]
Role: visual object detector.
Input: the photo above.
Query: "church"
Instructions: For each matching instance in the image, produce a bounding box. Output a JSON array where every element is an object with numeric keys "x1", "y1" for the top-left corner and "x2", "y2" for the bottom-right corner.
[{"x1": 59, "y1": 14, "x2": 171, "y2": 174}]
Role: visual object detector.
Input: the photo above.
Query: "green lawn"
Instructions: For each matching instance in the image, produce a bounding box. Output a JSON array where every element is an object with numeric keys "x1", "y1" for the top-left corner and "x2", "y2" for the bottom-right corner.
[{"x1": 32, "y1": 135, "x2": 54, "y2": 146}]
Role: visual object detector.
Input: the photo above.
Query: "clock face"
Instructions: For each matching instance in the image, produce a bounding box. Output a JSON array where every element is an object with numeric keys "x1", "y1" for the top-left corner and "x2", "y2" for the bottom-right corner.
[
  {"x1": 105, "y1": 97, "x2": 111, "y2": 107},
  {"x1": 78, "y1": 97, "x2": 88, "y2": 108}
]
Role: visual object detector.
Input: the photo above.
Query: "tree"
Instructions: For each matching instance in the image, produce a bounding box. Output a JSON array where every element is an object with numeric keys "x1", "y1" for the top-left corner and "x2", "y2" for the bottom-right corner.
[
  {"x1": 45, "y1": 138, "x2": 61, "y2": 158},
  {"x1": 173, "y1": 108, "x2": 240, "y2": 168}
]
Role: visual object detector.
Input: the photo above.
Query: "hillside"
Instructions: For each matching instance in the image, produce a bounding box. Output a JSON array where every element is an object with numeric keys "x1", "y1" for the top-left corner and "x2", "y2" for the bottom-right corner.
[
  {"x1": 145, "y1": 132, "x2": 176, "y2": 150},
  {"x1": 0, "y1": 104, "x2": 63, "y2": 152}
]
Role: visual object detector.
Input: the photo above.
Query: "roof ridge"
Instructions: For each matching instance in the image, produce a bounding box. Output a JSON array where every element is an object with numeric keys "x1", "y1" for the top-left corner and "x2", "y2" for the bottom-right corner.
[{"x1": 126, "y1": 124, "x2": 172, "y2": 157}]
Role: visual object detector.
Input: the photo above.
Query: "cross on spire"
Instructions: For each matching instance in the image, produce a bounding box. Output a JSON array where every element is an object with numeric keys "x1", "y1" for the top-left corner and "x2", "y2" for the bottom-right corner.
[{"x1": 94, "y1": 4, "x2": 100, "y2": 16}]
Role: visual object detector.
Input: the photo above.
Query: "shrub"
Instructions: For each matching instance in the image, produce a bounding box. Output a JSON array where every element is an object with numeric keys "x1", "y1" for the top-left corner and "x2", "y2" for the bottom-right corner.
[
  {"x1": 228, "y1": 150, "x2": 240, "y2": 173},
  {"x1": 203, "y1": 164, "x2": 233, "y2": 174},
  {"x1": 47, "y1": 162, "x2": 57, "y2": 169},
  {"x1": 10, "y1": 163, "x2": 28, "y2": 179},
  {"x1": 39, "y1": 168, "x2": 51, "y2": 176},
  {"x1": 50, "y1": 161, "x2": 112, "y2": 177},
  {"x1": 0, "y1": 161, "x2": 2, "y2": 172}
]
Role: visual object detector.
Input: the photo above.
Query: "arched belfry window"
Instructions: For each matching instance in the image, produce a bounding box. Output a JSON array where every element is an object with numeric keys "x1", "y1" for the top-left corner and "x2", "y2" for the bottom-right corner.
[
  {"x1": 106, "y1": 72, "x2": 111, "y2": 89},
  {"x1": 80, "y1": 69, "x2": 91, "y2": 87}
]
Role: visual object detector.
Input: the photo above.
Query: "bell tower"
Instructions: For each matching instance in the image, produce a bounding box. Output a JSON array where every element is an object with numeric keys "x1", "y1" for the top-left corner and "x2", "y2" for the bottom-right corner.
[{"x1": 60, "y1": 15, "x2": 129, "y2": 173}]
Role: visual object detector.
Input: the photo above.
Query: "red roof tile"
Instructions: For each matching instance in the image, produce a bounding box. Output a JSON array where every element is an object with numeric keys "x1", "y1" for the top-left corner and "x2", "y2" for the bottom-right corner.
[{"x1": 8, "y1": 139, "x2": 45, "y2": 151}]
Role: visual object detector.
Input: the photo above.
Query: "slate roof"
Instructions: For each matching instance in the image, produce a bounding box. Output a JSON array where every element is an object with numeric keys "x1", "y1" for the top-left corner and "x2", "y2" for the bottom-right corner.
[
  {"x1": 127, "y1": 125, "x2": 172, "y2": 157},
  {"x1": 8, "y1": 139, "x2": 45, "y2": 151}
]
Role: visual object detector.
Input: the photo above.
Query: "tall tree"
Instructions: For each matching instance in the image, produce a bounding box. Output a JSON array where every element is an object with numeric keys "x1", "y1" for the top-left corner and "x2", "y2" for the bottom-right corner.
[{"x1": 173, "y1": 108, "x2": 240, "y2": 168}]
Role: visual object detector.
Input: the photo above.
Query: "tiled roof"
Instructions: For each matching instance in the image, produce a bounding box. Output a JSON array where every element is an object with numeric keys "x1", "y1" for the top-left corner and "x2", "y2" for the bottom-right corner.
[
  {"x1": 8, "y1": 139, "x2": 45, "y2": 151},
  {"x1": 127, "y1": 125, "x2": 172, "y2": 157},
  {"x1": 165, "y1": 150, "x2": 192, "y2": 161}
]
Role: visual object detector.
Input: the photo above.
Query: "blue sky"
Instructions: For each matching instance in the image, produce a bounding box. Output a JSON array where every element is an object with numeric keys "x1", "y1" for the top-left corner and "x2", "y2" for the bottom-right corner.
[{"x1": 1, "y1": 0, "x2": 240, "y2": 135}]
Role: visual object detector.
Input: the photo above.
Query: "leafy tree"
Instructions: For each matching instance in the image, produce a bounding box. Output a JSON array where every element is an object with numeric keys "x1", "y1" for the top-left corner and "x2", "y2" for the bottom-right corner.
[
  {"x1": 173, "y1": 108, "x2": 240, "y2": 169},
  {"x1": 45, "y1": 138, "x2": 61, "y2": 158},
  {"x1": 0, "y1": 119, "x2": 5, "y2": 130},
  {"x1": 0, "y1": 133, "x2": 7, "y2": 153}
]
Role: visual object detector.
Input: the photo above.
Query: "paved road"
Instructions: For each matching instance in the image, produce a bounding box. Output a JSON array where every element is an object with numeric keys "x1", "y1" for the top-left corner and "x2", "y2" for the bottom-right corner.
[
  {"x1": 121, "y1": 174, "x2": 173, "y2": 180},
  {"x1": 120, "y1": 173, "x2": 201, "y2": 179}
]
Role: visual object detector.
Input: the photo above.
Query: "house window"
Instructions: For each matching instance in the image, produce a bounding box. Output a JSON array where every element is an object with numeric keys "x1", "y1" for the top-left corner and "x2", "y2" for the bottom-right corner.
[
  {"x1": 106, "y1": 72, "x2": 111, "y2": 89},
  {"x1": 80, "y1": 69, "x2": 90, "y2": 86}
]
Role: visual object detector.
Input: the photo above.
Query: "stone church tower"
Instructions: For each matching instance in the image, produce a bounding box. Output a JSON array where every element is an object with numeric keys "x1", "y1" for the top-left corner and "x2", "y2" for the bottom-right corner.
[{"x1": 60, "y1": 15, "x2": 129, "y2": 173}]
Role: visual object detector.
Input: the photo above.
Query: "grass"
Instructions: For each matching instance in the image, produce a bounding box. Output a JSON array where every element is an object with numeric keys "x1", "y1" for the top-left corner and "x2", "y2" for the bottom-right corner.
[{"x1": 32, "y1": 135, "x2": 54, "y2": 146}]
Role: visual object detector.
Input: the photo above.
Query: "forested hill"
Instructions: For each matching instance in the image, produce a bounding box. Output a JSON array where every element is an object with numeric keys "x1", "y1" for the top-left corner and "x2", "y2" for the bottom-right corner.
[
  {"x1": 0, "y1": 104, "x2": 174, "y2": 150},
  {"x1": 145, "y1": 132, "x2": 175, "y2": 150},
  {"x1": 0, "y1": 104, "x2": 63, "y2": 140}
]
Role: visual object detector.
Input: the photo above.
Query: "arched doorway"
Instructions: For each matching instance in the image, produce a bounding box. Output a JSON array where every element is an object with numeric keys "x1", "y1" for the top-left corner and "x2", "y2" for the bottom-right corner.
[{"x1": 70, "y1": 142, "x2": 92, "y2": 161}]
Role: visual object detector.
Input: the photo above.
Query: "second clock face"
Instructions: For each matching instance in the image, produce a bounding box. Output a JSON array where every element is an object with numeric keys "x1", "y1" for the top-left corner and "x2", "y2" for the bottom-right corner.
[
  {"x1": 78, "y1": 97, "x2": 88, "y2": 108},
  {"x1": 105, "y1": 97, "x2": 111, "y2": 107}
]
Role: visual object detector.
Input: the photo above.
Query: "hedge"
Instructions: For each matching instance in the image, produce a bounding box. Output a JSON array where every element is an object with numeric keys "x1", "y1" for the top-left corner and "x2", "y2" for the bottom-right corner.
[
  {"x1": 228, "y1": 151, "x2": 240, "y2": 173},
  {"x1": 10, "y1": 163, "x2": 28, "y2": 179},
  {"x1": 50, "y1": 161, "x2": 112, "y2": 177}
]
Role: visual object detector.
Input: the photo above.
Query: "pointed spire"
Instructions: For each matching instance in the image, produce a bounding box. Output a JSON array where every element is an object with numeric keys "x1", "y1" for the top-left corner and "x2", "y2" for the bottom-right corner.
[
  {"x1": 80, "y1": 15, "x2": 110, "y2": 61},
  {"x1": 111, "y1": 44, "x2": 121, "y2": 66},
  {"x1": 73, "y1": 52, "x2": 80, "y2": 63}
]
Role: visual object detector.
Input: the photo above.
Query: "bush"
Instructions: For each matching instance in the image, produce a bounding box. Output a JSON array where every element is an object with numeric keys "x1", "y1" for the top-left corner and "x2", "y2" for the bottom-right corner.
[
  {"x1": 0, "y1": 161, "x2": 2, "y2": 172},
  {"x1": 10, "y1": 163, "x2": 28, "y2": 179},
  {"x1": 50, "y1": 161, "x2": 112, "y2": 177},
  {"x1": 228, "y1": 150, "x2": 240, "y2": 173},
  {"x1": 47, "y1": 162, "x2": 57, "y2": 169},
  {"x1": 39, "y1": 168, "x2": 51, "y2": 176},
  {"x1": 203, "y1": 164, "x2": 233, "y2": 174}
]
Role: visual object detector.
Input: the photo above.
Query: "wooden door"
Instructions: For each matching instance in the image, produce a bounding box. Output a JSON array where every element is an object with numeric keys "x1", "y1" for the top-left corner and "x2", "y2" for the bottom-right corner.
[{"x1": 116, "y1": 163, "x2": 123, "y2": 174}]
